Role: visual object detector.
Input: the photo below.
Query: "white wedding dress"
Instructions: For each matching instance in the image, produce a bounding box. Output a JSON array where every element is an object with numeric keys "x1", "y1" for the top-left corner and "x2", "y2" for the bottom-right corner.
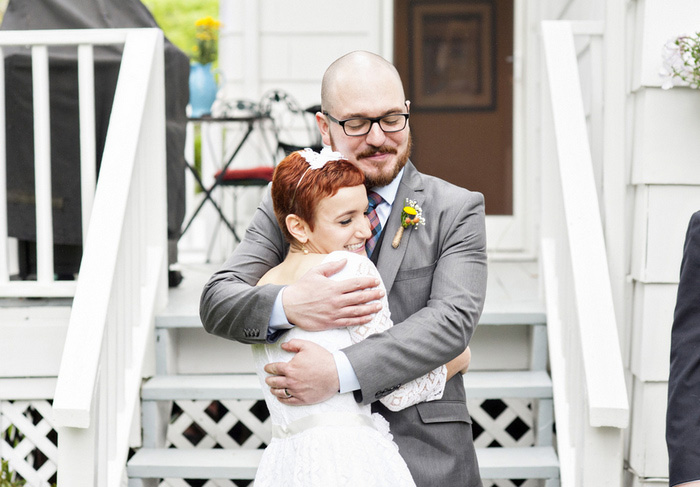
[{"x1": 252, "y1": 251, "x2": 447, "y2": 487}]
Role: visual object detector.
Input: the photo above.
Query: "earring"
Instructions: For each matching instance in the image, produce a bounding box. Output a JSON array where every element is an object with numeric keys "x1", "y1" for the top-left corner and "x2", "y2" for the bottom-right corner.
[{"x1": 301, "y1": 243, "x2": 309, "y2": 255}]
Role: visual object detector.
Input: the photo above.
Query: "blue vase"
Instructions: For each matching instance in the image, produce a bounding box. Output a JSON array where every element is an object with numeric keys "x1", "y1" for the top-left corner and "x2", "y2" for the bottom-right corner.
[{"x1": 189, "y1": 62, "x2": 218, "y2": 117}]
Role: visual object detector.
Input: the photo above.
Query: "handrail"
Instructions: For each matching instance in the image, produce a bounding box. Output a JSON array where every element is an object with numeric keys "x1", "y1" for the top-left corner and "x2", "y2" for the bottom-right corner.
[
  {"x1": 48, "y1": 28, "x2": 167, "y2": 487},
  {"x1": 541, "y1": 21, "x2": 629, "y2": 486}
]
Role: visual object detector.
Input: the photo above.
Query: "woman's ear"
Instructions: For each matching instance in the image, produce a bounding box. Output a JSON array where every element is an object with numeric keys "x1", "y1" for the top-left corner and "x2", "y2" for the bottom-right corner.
[{"x1": 286, "y1": 214, "x2": 309, "y2": 243}]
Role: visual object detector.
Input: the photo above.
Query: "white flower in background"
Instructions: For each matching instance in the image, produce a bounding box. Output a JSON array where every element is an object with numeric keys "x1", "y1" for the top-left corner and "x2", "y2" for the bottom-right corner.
[{"x1": 661, "y1": 33, "x2": 700, "y2": 90}]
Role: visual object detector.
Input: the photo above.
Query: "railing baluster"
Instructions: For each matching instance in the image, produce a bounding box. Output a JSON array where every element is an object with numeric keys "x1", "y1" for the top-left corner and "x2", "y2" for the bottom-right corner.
[
  {"x1": 31, "y1": 45, "x2": 54, "y2": 283},
  {"x1": 78, "y1": 44, "x2": 96, "y2": 244},
  {"x1": 0, "y1": 46, "x2": 8, "y2": 283}
]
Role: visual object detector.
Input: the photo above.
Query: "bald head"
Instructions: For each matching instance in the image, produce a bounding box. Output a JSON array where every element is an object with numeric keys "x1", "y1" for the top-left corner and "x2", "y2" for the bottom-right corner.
[{"x1": 321, "y1": 51, "x2": 405, "y2": 114}]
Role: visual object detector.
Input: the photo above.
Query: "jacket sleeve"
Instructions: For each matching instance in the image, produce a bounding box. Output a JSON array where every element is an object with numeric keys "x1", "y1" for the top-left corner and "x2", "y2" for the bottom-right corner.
[
  {"x1": 199, "y1": 189, "x2": 288, "y2": 343},
  {"x1": 344, "y1": 189, "x2": 487, "y2": 404},
  {"x1": 667, "y1": 210, "x2": 700, "y2": 486}
]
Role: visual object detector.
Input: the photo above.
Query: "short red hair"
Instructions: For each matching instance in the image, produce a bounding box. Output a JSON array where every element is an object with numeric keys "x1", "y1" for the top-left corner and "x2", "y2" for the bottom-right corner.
[{"x1": 271, "y1": 150, "x2": 365, "y2": 243}]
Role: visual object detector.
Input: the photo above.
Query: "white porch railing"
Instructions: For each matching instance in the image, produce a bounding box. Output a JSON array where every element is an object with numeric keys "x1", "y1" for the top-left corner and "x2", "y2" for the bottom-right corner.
[
  {"x1": 0, "y1": 28, "x2": 171, "y2": 487},
  {"x1": 540, "y1": 21, "x2": 630, "y2": 486},
  {"x1": 0, "y1": 29, "x2": 166, "y2": 297}
]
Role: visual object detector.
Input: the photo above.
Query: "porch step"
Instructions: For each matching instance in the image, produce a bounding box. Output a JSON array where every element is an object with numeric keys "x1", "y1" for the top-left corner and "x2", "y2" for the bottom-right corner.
[
  {"x1": 141, "y1": 370, "x2": 552, "y2": 402},
  {"x1": 127, "y1": 448, "x2": 262, "y2": 480},
  {"x1": 127, "y1": 446, "x2": 559, "y2": 480}
]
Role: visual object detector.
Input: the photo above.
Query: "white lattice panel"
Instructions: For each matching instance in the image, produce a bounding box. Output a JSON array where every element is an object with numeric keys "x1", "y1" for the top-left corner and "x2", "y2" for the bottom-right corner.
[
  {"x1": 0, "y1": 400, "x2": 57, "y2": 487},
  {"x1": 469, "y1": 398, "x2": 536, "y2": 448},
  {"x1": 166, "y1": 400, "x2": 271, "y2": 450},
  {"x1": 154, "y1": 397, "x2": 546, "y2": 487},
  {"x1": 468, "y1": 398, "x2": 544, "y2": 487}
]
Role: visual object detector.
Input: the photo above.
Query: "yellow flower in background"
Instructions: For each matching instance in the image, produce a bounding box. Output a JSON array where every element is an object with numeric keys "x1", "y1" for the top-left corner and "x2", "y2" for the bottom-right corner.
[{"x1": 192, "y1": 16, "x2": 221, "y2": 65}]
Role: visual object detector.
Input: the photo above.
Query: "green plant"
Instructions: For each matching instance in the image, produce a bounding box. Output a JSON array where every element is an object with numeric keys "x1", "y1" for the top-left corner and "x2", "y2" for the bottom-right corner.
[{"x1": 0, "y1": 459, "x2": 26, "y2": 487}]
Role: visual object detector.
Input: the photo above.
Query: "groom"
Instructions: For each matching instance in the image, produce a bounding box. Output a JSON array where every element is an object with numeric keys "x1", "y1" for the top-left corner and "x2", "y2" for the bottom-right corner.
[{"x1": 200, "y1": 50, "x2": 487, "y2": 487}]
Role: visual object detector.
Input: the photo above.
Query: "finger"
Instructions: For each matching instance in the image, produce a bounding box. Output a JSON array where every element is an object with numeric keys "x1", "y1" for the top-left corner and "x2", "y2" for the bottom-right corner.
[
  {"x1": 265, "y1": 376, "x2": 286, "y2": 389},
  {"x1": 264, "y1": 361, "x2": 287, "y2": 376},
  {"x1": 280, "y1": 338, "x2": 306, "y2": 353},
  {"x1": 314, "y1": 258, "x2": 347, "y2": 277},
  {"x1": 336, "y1": 276, "x2": 381, "y2": 294},
  {"x1": 338, "y1": 288, "x2": 384, "y2": 308}
]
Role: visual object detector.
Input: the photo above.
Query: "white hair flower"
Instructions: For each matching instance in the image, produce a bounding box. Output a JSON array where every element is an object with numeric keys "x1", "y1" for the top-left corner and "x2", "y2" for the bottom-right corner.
[{"x1": 299, "y1": 147, "x2": 346, "y2": 169}]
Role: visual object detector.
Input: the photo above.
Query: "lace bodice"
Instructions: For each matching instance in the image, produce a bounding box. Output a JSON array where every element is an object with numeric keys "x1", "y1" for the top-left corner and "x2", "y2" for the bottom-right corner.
[{"x1": 252, "y1": 251, "x2": 446, "y2": 428}]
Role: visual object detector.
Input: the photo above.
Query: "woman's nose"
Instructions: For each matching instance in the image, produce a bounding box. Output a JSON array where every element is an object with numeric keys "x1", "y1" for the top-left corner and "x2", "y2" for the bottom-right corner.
[{"x1": 359, "y1": 217, "x2": 372, "y2": 239}]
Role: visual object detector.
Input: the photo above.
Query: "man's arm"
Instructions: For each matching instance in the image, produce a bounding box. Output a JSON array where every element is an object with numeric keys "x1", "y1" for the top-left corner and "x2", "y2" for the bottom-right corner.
[
  {"x1": 199, "y1": 190, "x2": 288, "y2": 343},
  {"x1": 345, "y1": 190, "x2": 487, "y2": 404},
  {"x1": 200, "y1": 190, "x2": 385, "y2": 344}
]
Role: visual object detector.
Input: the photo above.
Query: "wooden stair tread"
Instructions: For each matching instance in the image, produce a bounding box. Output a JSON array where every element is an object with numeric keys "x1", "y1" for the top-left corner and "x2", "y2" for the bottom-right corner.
[
  {"x1": 127, "y1": 448, "x2": 263, "y2": 479},
  {"x1": 141, "y1": 370, "x2": 551, "y2": 401},
  {"x1": 463, "y1": 370, "x2": 552, "y2": 398},
  {"x1": 478, "y1": 446, "x2": 559, "y2": 478},
  {"x1": 141, "y1": 374, "x2": 264, "y2": 400},
  {"x1": 128, "y1": 446, "x2": 558, "y2": 480}
]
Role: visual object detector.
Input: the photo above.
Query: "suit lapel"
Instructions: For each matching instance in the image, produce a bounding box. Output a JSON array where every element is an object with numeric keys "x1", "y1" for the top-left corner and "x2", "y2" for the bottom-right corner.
[{"x1": 376, "y1": 161, "x2": 424, "y2": 295}]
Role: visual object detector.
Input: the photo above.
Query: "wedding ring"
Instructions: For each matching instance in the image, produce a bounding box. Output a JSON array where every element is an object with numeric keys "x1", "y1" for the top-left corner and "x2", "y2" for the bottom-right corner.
[{"x1": 284, "y1": 388, "x2": 293, "y2": 398}]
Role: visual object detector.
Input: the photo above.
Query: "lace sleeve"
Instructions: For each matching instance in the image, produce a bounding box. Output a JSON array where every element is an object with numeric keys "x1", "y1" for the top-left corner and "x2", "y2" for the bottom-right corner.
[{"x1": 329, "y1": 252, "x2": 448, "y2": 412}]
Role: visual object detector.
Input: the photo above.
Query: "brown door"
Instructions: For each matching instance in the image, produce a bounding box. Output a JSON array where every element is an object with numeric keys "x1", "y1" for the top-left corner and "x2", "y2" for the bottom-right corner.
[{"x1": 395, "y1": 0, "x2": 513, "y2": 215}]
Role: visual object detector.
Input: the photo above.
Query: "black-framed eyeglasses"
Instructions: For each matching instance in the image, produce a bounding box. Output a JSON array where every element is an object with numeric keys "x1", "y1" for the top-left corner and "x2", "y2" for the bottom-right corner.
[{"x1": 323, "y1": 112, "x2": 410, "y2": 137}]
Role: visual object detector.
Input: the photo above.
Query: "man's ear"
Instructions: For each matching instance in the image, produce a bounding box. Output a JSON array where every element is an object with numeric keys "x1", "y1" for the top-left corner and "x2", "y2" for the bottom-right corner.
[
  {"x1": 316, "y1": 112, "x2": 332, "y2": 147},
  {"x1": 286, "y1": 214, "x2": 308, "y2": 243}
]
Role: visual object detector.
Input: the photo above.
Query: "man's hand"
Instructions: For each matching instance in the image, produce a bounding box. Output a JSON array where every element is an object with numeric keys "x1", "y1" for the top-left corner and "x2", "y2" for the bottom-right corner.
[
  {"x1": 264, "y1": 339, "x2": 339, "y2": 405},
  {"x1": 282, "y1": 259, "x2": 383, "y2": 331}
]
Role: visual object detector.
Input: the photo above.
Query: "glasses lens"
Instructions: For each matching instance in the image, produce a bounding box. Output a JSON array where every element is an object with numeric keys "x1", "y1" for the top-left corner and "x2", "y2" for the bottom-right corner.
[
  {"x1": 379, "y1": 114, "x2": 407, "y2": 133},
  {"x1": 343, "y1": 118, "x2": 371, "y2": 136}
]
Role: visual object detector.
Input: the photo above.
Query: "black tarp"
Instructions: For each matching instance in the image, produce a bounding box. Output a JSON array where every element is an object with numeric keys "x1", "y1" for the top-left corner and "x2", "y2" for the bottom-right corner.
[{"x1": 1, "y1": 0, "x2": 189, "y2": 277}]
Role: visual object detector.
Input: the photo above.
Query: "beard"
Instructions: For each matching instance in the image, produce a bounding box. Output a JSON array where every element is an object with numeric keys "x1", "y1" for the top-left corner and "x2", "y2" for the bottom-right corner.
[{"x1": 357, "y1": 134, "x2": 412, "y2": 188}]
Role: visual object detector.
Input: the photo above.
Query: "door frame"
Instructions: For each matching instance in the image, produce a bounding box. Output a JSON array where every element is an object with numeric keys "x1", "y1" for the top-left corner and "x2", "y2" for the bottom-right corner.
[
  {"x1": 484, "y1": 0, "x2": 537, "y2": 259},
  {"x1": 390, "y1": 0, "x2": 537, "y2": 259}
]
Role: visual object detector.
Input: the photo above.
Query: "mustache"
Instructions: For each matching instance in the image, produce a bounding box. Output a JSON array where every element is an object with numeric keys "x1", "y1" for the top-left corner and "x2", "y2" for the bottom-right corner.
[{"x1": 356, "y1": 146, "x2": 397, "y2": 159}]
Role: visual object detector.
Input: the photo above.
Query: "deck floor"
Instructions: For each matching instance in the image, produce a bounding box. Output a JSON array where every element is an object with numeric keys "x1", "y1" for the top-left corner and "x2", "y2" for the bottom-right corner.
[{"x1": 165, "y1": 258, "x2": 544, "y2": 325}]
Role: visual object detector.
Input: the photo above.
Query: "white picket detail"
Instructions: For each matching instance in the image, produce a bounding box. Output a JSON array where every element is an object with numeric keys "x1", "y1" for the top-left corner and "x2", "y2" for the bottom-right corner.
[
  {"x1": 540, "y1": 21, "x2": 629, "y2": 486},
  {"x1": 48, "y1": 28, "x2": 168, "y2": 487},
  {"x1": 78, "y1": 43, "x2": 97, "y2": 245},
  {"x1": 31, "y1": 45, "x2": 54, "y2": 285}
]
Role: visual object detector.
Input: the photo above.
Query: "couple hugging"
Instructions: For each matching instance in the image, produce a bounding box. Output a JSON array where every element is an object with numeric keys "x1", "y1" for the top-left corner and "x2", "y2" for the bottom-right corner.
[{"x1": 199, "y1": 51, "x2": 487, "y2": 487}]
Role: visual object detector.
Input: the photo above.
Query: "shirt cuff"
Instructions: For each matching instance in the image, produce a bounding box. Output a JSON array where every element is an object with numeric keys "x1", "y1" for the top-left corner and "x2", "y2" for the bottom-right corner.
[
  {"x1": 333, "y1": 350, "x2": 360, "y2": 393},
  {"x1": 267, "y1": 288, "x2": 293, "y2": 343}
]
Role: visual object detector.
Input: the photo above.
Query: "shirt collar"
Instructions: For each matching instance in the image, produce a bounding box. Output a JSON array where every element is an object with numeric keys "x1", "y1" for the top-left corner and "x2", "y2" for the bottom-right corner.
[{"x1": 370, "y1": 167, "x2": 404, "y2": 207}]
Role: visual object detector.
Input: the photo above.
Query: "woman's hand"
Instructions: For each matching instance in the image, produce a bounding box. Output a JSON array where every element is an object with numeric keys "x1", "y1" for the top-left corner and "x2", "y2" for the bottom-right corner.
[{"x1": 445, "y1": 346, "x2": 471, "y2": 380}]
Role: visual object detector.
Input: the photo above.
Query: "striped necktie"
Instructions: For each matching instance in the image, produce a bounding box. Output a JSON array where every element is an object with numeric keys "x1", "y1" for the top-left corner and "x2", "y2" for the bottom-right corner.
[{"x1": 365, "y1": 191, "x2": 383, "y2": 258}]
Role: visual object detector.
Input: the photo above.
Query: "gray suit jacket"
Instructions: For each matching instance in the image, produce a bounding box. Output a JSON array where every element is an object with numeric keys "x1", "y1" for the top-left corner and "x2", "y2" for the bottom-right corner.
[{"x1": 200, "y1": 161, "x2": 487, "y2": 486}]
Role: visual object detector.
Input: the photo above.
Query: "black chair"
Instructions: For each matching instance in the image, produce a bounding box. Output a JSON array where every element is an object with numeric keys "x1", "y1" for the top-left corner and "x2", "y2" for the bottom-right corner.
[{"x1": 258, "y1": 89, "x2": 323, "y2": 157}]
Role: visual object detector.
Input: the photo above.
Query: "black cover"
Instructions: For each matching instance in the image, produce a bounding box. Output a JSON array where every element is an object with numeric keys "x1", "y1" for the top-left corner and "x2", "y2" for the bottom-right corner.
[
  {"x1": 1, "y1": 0, "x2": 189, "y2": 275},
  {"x1": 667, "y1": 210, "x2": 700, "y2": 486}
]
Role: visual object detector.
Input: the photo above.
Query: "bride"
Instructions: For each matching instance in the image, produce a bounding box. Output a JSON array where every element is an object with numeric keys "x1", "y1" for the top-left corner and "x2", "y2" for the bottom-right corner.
[{"x1": 252, "y1": 148, "x2": 470, "y2": 486}]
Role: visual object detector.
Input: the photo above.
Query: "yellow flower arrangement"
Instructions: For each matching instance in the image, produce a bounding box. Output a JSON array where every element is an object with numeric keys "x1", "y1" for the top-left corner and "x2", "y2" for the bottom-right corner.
[
  {"x1": 192, "y1": 16, "x2": 221, "y2": 65},
  {"x1": 392, "y1": 199, "x2": 425, "y2": 248}
]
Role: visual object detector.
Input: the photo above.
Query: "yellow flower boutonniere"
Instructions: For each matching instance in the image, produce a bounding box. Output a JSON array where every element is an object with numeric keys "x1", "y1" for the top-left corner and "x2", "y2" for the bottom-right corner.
[{"x1": 392, "y1": 199, "x2": 425, "y2": 248}]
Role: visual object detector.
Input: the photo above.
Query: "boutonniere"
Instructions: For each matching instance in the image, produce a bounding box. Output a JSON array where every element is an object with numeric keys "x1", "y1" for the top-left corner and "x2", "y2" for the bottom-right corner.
[{"x1": 392, "y1": 199, "x2": 425, "y2": 248}]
